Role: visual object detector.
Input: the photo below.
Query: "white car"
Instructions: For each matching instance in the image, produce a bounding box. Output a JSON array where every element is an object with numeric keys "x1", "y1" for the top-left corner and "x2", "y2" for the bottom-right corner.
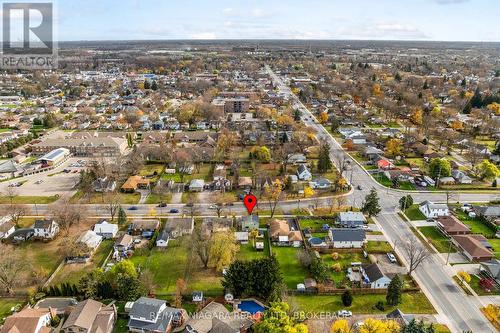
[
  {"x1": 337, "y1": 310, "x2": 352, "y2": 317},
  {"x1": 387, "y1": 253, "x2": 397, "y2": 263},
  {"x1": 208, "y1": 204, "x2": 218, "y2": 210}
]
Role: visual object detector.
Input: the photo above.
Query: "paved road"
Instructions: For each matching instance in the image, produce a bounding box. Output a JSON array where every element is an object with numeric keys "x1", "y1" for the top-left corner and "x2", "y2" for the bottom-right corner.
[{"x1": 265, "y1": 65, "x2": 497, "y2": 333}]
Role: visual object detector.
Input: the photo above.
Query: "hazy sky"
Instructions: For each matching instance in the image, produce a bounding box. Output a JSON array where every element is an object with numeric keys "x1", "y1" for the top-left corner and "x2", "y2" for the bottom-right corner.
[{"x1": 7, "y1": 0, "x2": 500, "y2": 41}]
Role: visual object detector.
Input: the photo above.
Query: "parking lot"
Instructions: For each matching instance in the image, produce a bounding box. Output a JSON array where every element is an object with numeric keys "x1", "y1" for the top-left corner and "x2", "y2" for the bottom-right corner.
[{"x1": 0, "y1": 157, "x2": 88, "y2": 197}]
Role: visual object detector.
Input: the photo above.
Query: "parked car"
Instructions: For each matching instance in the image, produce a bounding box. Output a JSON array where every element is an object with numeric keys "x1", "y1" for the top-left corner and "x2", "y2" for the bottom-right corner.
[
  {"x1": 157, "y1": 202, "x2": 167, "y2": 207},
  {"x1": 209, "y1": 204, "x2": 218, "y2": 210},
  {"x1": 387, "y1": 253, "x2": 397, "y2": 263},
  {"x1": 128, "y1": 206, "x2": 138, "y2": 210},
  {"x1": 337, "y1": 310, "x2": 352, "y2": 317},
  {"x1": 357, "y1": 185, "x2": 362, "y2": 190},
  {"x1": 169, "y1": 208, "x2": 179, "y2": 213},
  {"x1": 35, "y1": 180, "x2": 43, "y2": 184}
]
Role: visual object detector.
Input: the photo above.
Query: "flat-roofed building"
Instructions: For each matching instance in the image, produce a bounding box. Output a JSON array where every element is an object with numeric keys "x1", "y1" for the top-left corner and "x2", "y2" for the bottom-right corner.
[{"x1": 32, "y1": 137, "x2": 127, "y2": 157}]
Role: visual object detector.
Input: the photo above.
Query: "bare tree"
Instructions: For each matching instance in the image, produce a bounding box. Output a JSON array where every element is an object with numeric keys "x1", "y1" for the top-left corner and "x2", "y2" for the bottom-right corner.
[
  {"x1": 333, "y1": 152, "x2": 350, "y2": 179},
  {"x1": 0, "y1": 245, "x2": 27, "y2": 295},
  {"x1": 104, "y1": 192, "x2": 120, "y2": 221},
  {"x1": 400, "y1": 240, "x2": 430, "y2": 275},
  {"x1": 51, "y1": 199, "x2": 86, "y2": 235},
  {"x1": 3, "y1": 187, "x2": 18, "y2": 206},
  {"x1": 3, "y1": 204, "x2": 29, "y2": 227},
  {"x1": 191, "y1": 228, "x2": 212, "y2": 269}
]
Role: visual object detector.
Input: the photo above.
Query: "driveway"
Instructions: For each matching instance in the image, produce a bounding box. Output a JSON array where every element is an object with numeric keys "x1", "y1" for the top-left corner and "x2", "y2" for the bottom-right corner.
[{"x1": 374, "y1": 254, "x2": 407, "y2": 276}]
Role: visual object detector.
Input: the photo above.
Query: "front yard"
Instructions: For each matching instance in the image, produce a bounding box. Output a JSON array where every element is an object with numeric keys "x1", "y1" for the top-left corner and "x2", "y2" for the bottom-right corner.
[
  {"x1": 418, "y1": 227, "x2": 455, "y2": 253},
  {"x1": 405, "y1": 204, "x2": 426, "y2": 221},
  {"x1": 365, "y1": 241, "x2": 393, "y2": 253},
  {"x1": 289, "y1": 292, "x2": 435, "y2": 314}
]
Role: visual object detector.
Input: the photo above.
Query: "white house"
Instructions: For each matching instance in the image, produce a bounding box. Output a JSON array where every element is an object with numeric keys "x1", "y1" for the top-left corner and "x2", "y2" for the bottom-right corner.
[
  {"x1": 77, "y1": 230, "x2": 103, "y2": 251},
  {"x1": 189, "y1": 179, "x2": 205, "y2": 192},
  {"x1": 93, "y1": 221, "x2": 119, "y2": 239},
  {"x1": 361, "y1": 264, "x2": 392, "y2": 289},
  {"x1": 328, "y1": 229, "x2": 366, "y2": 248},
  {"x1": 418, "y1": 201, "x2": 449, "y2": 219},
  {"x1": 33, "y1": 219, "x2": 60, "y2": 239},
  {"x1": 156, "y1": 229, "x2": 170, "y2": 248},
  {"x1": 0, "y1": 216, "x2": 15, "y2": 239},
  {"x1": 297, "y1": 165, "x2": 312, "y2": 181}
]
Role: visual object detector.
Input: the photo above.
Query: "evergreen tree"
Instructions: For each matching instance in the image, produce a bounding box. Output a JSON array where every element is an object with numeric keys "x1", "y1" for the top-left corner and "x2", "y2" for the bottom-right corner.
[
  {"x1": 423, "y1": 80, "x2": 429, "y2": 89},
  {"x1": 330, "y1": 117, "x2": 340, "y2": 133},
  {"x1": 151, "y1": 80, "x2": 158, "y2": 90},
  {"x1": 461, "y1": 78, "x2": 466, "y2": 87},
  {"x1": 118, "y1": 206, "x2": 127, "y2": 226},
  {"x1": 399, "y1": 195, "x2": 414, "y2": 210},
  {"x1": 310, "y1": 258, "x2": 328, "y2": 283},
  {"x1": 143, "y1": 79, "x2": 151, "y2": 90},
  {"x1": 361, "y1": 188, "x2": 381, "y2": 217},
  {"x1": 395, "y1": 72, "x2": 402, "y2": 82},
  {"x1": 317, "y1": 142, "x2": 333, "y2": 173},
  {"x1": 341, "y1": 290, "x2": 353, "y2": 306},
  {"x1": 470, "y1": 88, "x2": 482, "y2": 108},
  {"x1": 386, "y1": 274, "x2": 403, "y2": 306}
]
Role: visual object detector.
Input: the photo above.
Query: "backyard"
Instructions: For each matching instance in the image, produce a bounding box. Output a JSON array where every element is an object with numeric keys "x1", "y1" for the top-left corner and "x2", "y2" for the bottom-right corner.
[{"x1": 273, "y1": 246, "x2": 309, "y2": 289}]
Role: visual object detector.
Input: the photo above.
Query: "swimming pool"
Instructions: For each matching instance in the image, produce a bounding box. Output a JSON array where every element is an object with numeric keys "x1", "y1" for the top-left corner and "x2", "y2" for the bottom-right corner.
[{"x1": 238, "y1": 300, "x2": 265, "y2": 314}]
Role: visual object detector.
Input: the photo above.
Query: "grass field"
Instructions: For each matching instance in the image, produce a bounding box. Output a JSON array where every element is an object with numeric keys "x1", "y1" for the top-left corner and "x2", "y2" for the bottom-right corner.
[
  {"x1": 0, "y1": 298, "x2": 23, "y2": 322},
  {"x1": 289, "y1": 292, "x2": 435, "y2": 314},
  {"x1": 418, "y1": 227, "x2": 455, "y2": 253},
  {"x1": 70, "y1": 191, "x2": 140, "y2": 204},
  {"x1": 238, "y1": 234, "x2": 270, "y2": 261},
  {"x1": 273, "y1": 246, "x2": 309, "y2": 289},
  {"x1": 365, "y1": 241, "x2": 393, "y2": 253},
  {"x1": 298, "y1": 218, "x2": 333, "y2": 230},
  {"x1": 0, "y1": 195, "x2": 59, "y2": 204},
  {"x1": 405, "y1": 204, "x2": 426, "y2": 221},
  {"x1": 51, "y1": 240, "x2": 113, "y2": 286},
  {"x1": 453, "y1": 210, "x2": 496, "y2": 238}
]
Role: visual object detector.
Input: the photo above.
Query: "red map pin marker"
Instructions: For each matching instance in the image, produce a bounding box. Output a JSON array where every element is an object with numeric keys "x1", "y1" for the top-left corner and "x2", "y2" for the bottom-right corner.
[{"x1": 243, "y1": 194, "x2": 257, "y2": 214}]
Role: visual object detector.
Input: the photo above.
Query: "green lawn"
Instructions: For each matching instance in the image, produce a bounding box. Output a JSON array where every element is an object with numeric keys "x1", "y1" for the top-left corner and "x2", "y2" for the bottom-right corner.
[
  {"x1": 418, "y1": 227, "x2": 455, "y2": 253},
  {"x1": 373, "y1": 173, "x2": 393, "y2": 187},
  {"x1": 238, "y1": 235, "x2": 270, "y2": 261},
  {"x1": 487, "y1": 238, "x2": 500, "y2": 259},
  {"x1": 0, "y1": 298, "x2": 24, "y2": 322},
  {"x1": 469, "y1": 274, "x2": 500, "y2": 296},
  {"x1": 298, "y1": 218, "x2": 333, "y2": 230},
  {"x1": 273, "y1": 246, "x2": 309, "y2": 289},
  {"x1": 161, "y1": 173, "x2": 183, "y2": 183},
  {"x1": 145, "y1": 192, "x2": 172, "y2": 204},
  {"x1": 70, "y1": 191, "x2": 140, "y2": 205},
  {"x1": 0, "y1": 195, "x2": 59, "y2": 204},
  {"x1": 453, "y1": 211, "x2": 495, "y2": 238},
  {"x1": 139, "y1": 164, "x2": 165, "y2": 182},
  {"x1": 112, "y1": 317, "x2": 128, "y2": 333},
  {"x1": 51, "y1": 240, "x2": 113, "y2": 286},
  {"x1": 365, "y1": 241, "x2": 393, "y2": 253},
  {"x1": 405, "y1": 204, "x2": 426, "y2": 221},
  {"x1": 289, "y1": 292, "x2": 435, "y2": 314}
]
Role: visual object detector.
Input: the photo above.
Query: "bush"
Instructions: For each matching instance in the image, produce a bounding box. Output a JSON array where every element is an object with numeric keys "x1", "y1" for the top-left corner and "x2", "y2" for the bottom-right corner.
[
  {"x1": 331, "y1": 252, "x2": 339, "y2": 260},
  {"x1": 331, "y1": 263, "x2": 342, "y2": 272},
  {"x1": 341, "y1": 290, "x2": 353, "y2": 306},
  {"x1": 374, "y1": 301, "x2": 385, "y2": 311}
]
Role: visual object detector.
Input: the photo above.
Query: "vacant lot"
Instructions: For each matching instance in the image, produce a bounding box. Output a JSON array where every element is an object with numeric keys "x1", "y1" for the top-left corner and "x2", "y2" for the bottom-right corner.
[
  {"x1": 418, "y1": 227, "x2": 456, "y2": 253},
  {"x1": 71, "y1": 190, "x2": 140, "y2": 204},
  {"x1": 290, "y1": 292, "x2": 435, "y2": 314},
  {"x1": 273, "y1": 246, "x2": 309, "y2": 289}
]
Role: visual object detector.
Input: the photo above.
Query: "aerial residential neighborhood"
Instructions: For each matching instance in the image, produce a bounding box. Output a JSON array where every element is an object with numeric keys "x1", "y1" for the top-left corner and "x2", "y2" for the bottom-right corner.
[{"x1": 0, "y1": 1, "x2": 499, "y2": 333}]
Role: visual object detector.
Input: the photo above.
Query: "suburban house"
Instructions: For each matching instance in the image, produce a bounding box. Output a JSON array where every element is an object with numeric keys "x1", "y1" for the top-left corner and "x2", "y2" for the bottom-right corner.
[
  {"x1": 480, "y1": 259, "x2": 500, "y2": 284},
  {"x1": 237, "y1": 176, "x2": 253, "y2": 190},
  {"x1": 452, "y1": 235, "x2": 493, "y2": 262},
  {"x1": 474, "y1": 205, "x2": 500, "y2": 222},
  {"x1": 121, "y1": 175, "x2": 150, "y2": 192},
  {"x1": 156, "y1": 228, "x2": 170, "y2": 248},
  {"x1": 61, "y1": 299, "x2": 116, "y2": 333},
  {"x1": 33, "y1": 219, "x2": 60, "y2": 239},
  {"x1": 361, "y1": 263, "x2": 392, "y2": 289},
  {"x1": 269, "y1": 219, "x2": 303, "y2": 247},
  {"x1": 436, "y1": 216, "x2": 470, "y2": 236},
  {"x1": 77, "y1": 230, "x2": 103, "y2": 252},
  {"x1": 128, "y1": 219, "x2": 160, "y2": 238},
  {"x1": 328, "y1": 229, "x2": 366, "y2": 248},
  {"x1": 309, "y1": 178, "x2": 333, "y2": 190},
  {"x1": 92, "y1": 177, "x2": 117, "y2": 192},
  {"x1": 9, "y1": 228, "x2": 35, "y2": 242},
  {"x1": 451, "y1": 169, "x2": 473, "y2": 184},
  {"x1": 127, "y1": 297, "x2": 184, "y2": 333},
  {"x1": 164, "y1": 218, "x2": 194, "y2": 238},
  {"x1": 202, "y1": 217, "x2": 233, "y2": 236},
  {"x1": 239, "y1": 215, "x2": 259, "y2": 231},
  {"x1": 377, "y1": 159, "x2": 394, "y2": 170},
  {"x1": 189, "y1": 179, "x2": 205, "y2": 192},
  {"x1": 184, "y1": 301, "x2": 253, "y2": 333},
  {"x1": 0, "y1": 216, "x2": 15, "y2": 239},
  {"x1": 337, "y1": 212, "x2": 366, "y2": 228},
  {"x1": 0, "y1": 308, "x2": 52, "y2": 333},
  {"x1": 93, "y1": 221, "x2": 119, "y2": 239},
  {"x1": 419, "y1": 201, "x2": 449, "y2": 219},
  {"x1": 114, "y1": 234, "x2": 134, "y2": 252},
  {"x1": 297, "y1": 165, "x2": 312, "y2": 181},
  {"x1": 287, "y1": 153, "x2": 307, "y2": 164}
]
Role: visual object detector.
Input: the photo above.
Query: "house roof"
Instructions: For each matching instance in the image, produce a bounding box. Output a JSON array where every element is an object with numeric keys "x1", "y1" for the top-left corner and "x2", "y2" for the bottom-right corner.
[
  {"x1": 94, "y1": 221, "x2": 118, "y2": 234},
  {"x1": 77, "y1": 230, "x2": 102, "y2": 248},
  {"x1": 129, "y1": 297, "x2": 165, "y2": 319},
  {"x1": 1, "y1": 308, "x2": 50, "y2": 333},
  {"x1": 130, "y1": 219, "x2": 159, "y2": 230},
  {"x1": 481, "y1": 259, "x2": 500, "y2": 279},
  {"x1": 238, "y1": 176, "x2": 252, "y2": 187},
  {"x1": 453, "y1": 235, "x2": 493, "y2": 259},
  {"x1": 121, "y1": 175, "x2": 150, "y2": 190},
  {"x1": 33, "y1": 219, "x2": 54, "y2": 229},
  {"x1": 419, "y1": 201, "x2": 448, "y2": 210},
  {"x1": 475, "y1": 206, "x2": 500, "y2": 218},
  {"x1": 436, "y1": 216, "x2": 470, "y2": 234},
  {"x1": 330, "y1": 228, "x2": 366, "y2": 242},
  {"x1": 0, "y1": 160, "x2": 22, "y2": 173},
  {"x1": 338, "y1": 212, "x2": 366, "y2": 223},
  {"x1": 61, "y1": 299, "x2": 103, "y2": 330},
  {"x1": 362, "y1": 263, "x2": 385, "y2": 282}
]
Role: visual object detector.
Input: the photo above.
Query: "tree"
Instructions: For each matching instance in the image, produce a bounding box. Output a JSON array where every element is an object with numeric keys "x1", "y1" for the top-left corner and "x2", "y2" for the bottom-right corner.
[
  {"x1": 331, "y1": 117, "x2": 341, "y2": 133},
  {"x1": 386, "y1": 274, "x2": 402, "y2": 306},
  {"x1": 341, "y1": 290, "x2": 353, "y2": 306},
  {"x1": 428, "y1": 158, "x2": 451, "y2": 180},
  {"x1": 104, "y1": 192, "x2": 120, "y2": 221},
  {"x1": 79, "y1": 268, "x2": 105, "y2": 299},
  {"x1": 310, "y1": 258, "x2": 328, "y2": 283},
  {"x1": 108, "y1": 259, "x2": 138, "y2": 282},
  {"x1": 51, "y1": 199, "x2": 86, "y2": 235},
  {"x1": 213, "y1": 193, "x2": 233, "y2": 218},
  {"x1": 263, "y1": 179, "x2": 284, "y2": 218},
  {"x1": 303, "y1": 186, "x2": 314, "y2": 198},
  {"x1": 317, "y1": 141, "x2": 333, "y2": 173},
  {"x1": 192, "y1": 228, "x2": 212, "y2": 269},
  {"x1": 401, "y1": 319, "x2": 436, "y2": 333},
  {"x1": 117, "y1": 206, "x2": 127, "y2": 225},
  {"x1": 385, "y1": 138, "x2": 403, "y2": 158},
  {"x1": 359, "y1": 318, "x2": 400, "y2": 333},
  {"x1": 399, "y1": 195, "x2": 413, "y2": 210},
  {"x1": 210, "y1": 231, "x2": 239, "y2": 272},
  {"x1": 476, "y1": 160, "x2": 500, "y2": 180},
  {"x1": 0, "y1": 245, "x2": 27, "y2": 294},
  {"x1": 318, "y1": 111, "x2": 329, "y2": 124},
  {"x1": 254, "y1": 302, "x2": 308, "y2": 333},
  {"x1": 256, "y1": 146, "x2": 271, "y2": 163},
  {"x1": 361, "y1": 188, "x2": 381, "y2": 217},
  {"x1": 401, "y1": 241, "x2": 430, "y2": 275},
  {"x1": 4, "y1": 204, "x2": 29, "y2": 227},
  {"x1": 330, "y1": 319, "x2": 350, "y2": 333},
  {"x1": 173, "y1": 278, "x2": 187, "y2": 308},
  {"x1": 457, "y1": 270, "x2": 471, "y2": 285}
]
